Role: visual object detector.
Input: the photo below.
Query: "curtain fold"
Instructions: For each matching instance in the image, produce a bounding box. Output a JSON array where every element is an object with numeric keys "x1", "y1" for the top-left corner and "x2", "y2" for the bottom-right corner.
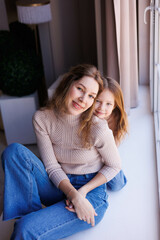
[
  {"x1": 105, "y1": 0, "x2": 120, "y2": 82},
  {"x1": 113, "y1": 0, "x2": 139, "y2": 112},
  {"x1": 95, "y1": 0, "x2": 119, "y2": 81},
  {"x1": 95, "y1": 0, "x2": 139, "y2": 113}
]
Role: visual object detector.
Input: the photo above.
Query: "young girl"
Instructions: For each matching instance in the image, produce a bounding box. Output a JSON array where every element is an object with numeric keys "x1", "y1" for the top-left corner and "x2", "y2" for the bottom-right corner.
[
  {"x1": 94, "y1": 77, "x2": 128, "y2": 191},
  {"x1": 1, "y1": 64, "x2": 121, "y2": 240}
]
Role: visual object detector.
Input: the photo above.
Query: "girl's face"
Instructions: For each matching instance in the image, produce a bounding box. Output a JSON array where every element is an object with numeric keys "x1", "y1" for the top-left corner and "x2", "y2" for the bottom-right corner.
[
  {"x1": 66, "y1": 76, "x2": 99, "y2": 116},
  {"x1": 94, "y1": 89, "x2": 115, "y2": 119}
]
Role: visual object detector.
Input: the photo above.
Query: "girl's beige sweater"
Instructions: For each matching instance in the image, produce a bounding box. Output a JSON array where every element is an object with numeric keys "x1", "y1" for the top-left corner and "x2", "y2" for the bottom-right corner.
[{"x1": 33, "y1": 109, "x2": 121, "y2": 188}]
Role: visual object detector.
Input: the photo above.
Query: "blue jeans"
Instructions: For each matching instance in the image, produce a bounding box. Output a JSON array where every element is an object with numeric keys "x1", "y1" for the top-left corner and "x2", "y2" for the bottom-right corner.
[
  {"x1": 1, "y1": 143, "x2": 108, "y2": 240},
  {"x1": 107, "y1": 170, "x2": 127, "y2": 191}
]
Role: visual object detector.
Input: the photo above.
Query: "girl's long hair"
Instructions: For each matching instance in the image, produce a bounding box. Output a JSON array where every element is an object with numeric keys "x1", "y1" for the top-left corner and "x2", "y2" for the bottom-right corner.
[
  {"x1": 102, "y1": 77, "x2": 128, "y2": 145},
  {"x1": 46, "y1": 64, "x2": 103, "y2": 148}
]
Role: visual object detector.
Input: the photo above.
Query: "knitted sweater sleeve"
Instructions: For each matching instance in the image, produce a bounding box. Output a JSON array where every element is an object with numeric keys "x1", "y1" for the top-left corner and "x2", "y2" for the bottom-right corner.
[
  {"x1": 32, "y1": 110, "x2": 69, "y2": 188},
  {"x1": 93, "y1": 118, "x2": 122, "y2": 182}
]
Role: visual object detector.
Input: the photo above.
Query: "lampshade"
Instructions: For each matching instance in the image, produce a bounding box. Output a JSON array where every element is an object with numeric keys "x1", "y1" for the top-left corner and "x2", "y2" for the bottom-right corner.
[{"x1": 16, "y1": 0, "x2": 52, "y2": 24}]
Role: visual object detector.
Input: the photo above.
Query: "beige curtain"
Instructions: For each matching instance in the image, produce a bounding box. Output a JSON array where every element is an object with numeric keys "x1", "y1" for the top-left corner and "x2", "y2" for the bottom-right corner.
[{"x1": 95, "y1": 0, "x2": 138, "y2": 113}]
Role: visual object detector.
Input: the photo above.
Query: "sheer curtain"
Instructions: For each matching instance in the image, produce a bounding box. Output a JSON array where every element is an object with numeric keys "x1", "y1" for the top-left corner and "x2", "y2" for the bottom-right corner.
[{"x1": 95, "y1": 0, "x2": 139, "y2": 113}]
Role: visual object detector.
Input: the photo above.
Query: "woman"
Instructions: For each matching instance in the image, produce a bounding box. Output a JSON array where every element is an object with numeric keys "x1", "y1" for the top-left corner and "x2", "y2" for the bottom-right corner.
[
  {"x1": 1, "y1": 64, "x2": 121, "y2": 240},
  {"x1": 94, "y1": 77, "x2": 128, "y2": 191}
]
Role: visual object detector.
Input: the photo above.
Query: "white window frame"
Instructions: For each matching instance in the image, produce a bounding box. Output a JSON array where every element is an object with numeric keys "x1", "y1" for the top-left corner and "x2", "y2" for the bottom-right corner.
[{"x1": 149, "y1": 0, "x2": 160, "y2": 202}]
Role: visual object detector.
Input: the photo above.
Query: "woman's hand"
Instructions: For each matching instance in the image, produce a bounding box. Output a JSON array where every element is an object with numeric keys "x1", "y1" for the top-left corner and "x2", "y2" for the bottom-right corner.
[{"x1": 65, "y1": 190, "x2": 97, "y2": 227}]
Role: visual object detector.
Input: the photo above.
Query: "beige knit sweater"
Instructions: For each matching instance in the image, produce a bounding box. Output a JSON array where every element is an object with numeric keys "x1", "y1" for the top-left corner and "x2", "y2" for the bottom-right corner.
[{"x1": 33, "y1": 109, "x2": 121, "y2": 188}]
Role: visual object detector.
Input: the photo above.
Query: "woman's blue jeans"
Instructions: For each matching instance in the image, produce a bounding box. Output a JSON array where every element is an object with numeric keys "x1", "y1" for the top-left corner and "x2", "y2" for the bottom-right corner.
[{"x1": 1, "y1": 143, "x2": 108, "y2": 240}]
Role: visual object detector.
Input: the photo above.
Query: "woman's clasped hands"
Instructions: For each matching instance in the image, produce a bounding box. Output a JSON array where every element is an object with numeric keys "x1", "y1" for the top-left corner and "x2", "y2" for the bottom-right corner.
[{"x1": 65, "y1": 188, "x2": 97, "y2": 227}]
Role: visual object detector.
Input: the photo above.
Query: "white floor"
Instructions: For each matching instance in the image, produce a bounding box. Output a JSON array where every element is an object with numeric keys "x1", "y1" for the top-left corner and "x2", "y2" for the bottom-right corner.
[{"x1": 0, "y1": 86, "x2": 159, "y2": 240}]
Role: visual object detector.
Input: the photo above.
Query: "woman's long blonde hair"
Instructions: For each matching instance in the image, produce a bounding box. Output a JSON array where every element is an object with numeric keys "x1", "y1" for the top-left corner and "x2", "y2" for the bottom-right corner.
[
  {"x1": 102, "y1": 77, "x2": 128, "y2": 145},
  {"x1": 46, "y1": 64, "x2": 103, "y2": 148}
]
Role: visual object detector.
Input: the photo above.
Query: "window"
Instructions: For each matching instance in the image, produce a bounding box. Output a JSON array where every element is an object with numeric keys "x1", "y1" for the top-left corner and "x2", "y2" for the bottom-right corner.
[{"x1": 148, "y1": 0, "x2": 160, "y2": 186}]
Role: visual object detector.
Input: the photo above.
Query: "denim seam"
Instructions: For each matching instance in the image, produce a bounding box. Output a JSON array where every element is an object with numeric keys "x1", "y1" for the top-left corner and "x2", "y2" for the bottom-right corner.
[
  {"x1": 20, "y1": 148, "x2": 33, "y2": 209},
  {"x1": 17, "y1": 145, "x2": 46, "y2": 176},
  {"x1": 17, "y1": 145, "x2": 40, "y2": 210},
  {"x1": 37, "y1": 201, "x2": 107, "y2": 240}
]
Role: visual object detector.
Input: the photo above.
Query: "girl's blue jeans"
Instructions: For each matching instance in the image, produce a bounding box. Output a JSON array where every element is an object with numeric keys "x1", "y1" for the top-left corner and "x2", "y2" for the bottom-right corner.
[
  {"x1": 107, "y1": 169, "x2": 127, "y2": 191},
  {"x1": 1, "y1": 143, "x2": 109, "y2": 240}
]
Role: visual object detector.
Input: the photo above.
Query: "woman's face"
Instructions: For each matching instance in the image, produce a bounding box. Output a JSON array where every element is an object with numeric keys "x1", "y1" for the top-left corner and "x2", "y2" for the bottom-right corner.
[
  {"x1": 94, "y1": 89, "x2": 115, "y2": 119},
  {"x1": 66, "y1": 76, "x2": 99, "y2": 115}
]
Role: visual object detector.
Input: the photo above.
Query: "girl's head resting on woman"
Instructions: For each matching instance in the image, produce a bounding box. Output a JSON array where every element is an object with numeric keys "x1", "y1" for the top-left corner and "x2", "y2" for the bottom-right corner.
[
  {"x1": 94, "y1": 77, "x2": 128, "y2": 145},
  {"x1": 46, "y1": 64, "x2": 103, "y2": 148},
  {"x1": 94, "y1": 86, "x2": 115, "y2": 120}
]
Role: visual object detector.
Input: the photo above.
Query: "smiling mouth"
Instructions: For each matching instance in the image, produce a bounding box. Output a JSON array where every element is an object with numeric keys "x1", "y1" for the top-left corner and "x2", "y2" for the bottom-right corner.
[
  {"x1": 72, "y1": 101, "x2": 84, "y2": 110},
  {"x1": 95, "y1": 110, "x2": 105, "y2": 115}
]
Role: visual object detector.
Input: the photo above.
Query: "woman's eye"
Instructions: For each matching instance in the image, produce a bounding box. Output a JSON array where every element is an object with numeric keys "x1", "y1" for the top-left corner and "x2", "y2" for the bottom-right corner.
[
  {"x1": 77, "y1": 87, "x2": 83, "y2": 91},
  {"x1": 107, "y1": 103, "x2": 112, "y2": 106},
  {"x1": 89, "y1": 95, "x2": 94, "y2": 99},
  {"x1": 96, "y1": 99, "x2": 100, "y2": 102}
]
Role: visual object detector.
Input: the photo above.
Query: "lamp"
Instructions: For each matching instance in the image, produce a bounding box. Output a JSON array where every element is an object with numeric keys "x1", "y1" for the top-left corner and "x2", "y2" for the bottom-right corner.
[
  {"x1": 16, "y1": 0, "x2": 52, "y2": 106},
  {"x1": 16, "y1": 0, "x2": 52, "y2": 53},
  {"x1": 16, "y1": 0, "x2": 52, "y2": 24}
]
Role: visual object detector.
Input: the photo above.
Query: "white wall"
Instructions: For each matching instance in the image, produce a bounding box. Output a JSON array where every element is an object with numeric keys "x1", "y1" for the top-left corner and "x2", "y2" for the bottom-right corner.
[{"x1": 138, "y1": 0, "x2": 150, "y2": 85}]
